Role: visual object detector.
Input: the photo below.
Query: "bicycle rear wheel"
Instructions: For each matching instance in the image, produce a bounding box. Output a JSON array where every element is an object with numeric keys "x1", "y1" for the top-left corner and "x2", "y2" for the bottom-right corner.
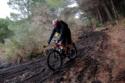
[
  {"x1": 47, "y1": 50, "x2": 62, "y2": 71},
  {"x1": 67, "y1": 43, "x2": 77, "y2": 60}
]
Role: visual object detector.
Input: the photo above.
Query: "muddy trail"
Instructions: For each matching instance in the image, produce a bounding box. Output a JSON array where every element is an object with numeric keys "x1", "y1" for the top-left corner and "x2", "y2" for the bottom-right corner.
[{"x1": 0, "y1": 27, "x2": 125, "y2": 83}]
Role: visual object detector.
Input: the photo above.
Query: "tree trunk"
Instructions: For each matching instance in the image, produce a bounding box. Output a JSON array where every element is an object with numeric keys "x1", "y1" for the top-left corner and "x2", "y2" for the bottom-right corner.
[
  {"x1": 97, "y1": 7, "x2": 103, "y2": 23},
  {"x1": 110, "y1": 0, "x2": 118, "y2": 19},
  {"x1": 110, "y1": 0, "x2": 119, "y2": 24},
  {"x1": 103, "y1": 2, "x2": 113, "y2": 21}
]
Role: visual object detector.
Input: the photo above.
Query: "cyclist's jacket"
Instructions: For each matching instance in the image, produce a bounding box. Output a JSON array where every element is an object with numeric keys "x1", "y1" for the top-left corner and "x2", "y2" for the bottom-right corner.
[{"x1": 48, "y1": 20, "x2": 72, "y2": 45}]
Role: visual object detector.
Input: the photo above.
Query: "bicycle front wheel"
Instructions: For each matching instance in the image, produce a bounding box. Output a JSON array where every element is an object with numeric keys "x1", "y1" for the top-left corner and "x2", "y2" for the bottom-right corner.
[{"x1": 47, "y1": 50, "x2": 62, "y2": 71}]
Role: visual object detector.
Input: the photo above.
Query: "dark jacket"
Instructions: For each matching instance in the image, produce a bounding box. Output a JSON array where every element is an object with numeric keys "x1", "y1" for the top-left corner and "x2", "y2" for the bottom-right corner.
[{"x1": 48, "y1": 20, "x2": 72, "y2": 45}]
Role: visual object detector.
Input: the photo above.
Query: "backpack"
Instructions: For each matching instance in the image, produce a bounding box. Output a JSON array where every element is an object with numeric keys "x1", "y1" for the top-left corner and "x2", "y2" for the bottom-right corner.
[{"x1": 59, "y1": 20, "x2": 68, "y2": 28}]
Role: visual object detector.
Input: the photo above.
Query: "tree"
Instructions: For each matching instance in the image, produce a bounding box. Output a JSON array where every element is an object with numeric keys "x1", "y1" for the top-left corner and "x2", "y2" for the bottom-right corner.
[
  {"x1": 76, "y1": 0, "x2": 125, "y2": 23},
  {"x1": 46, "y1": 0, "x2": 65, "y2": 8},
  {"x1": 0, "y1": 19, "x2": 13, "y2": 43},
  {"x1": 8, "y1": 0, "x2": 70, "y2": 20},
  {"x1": 8, "y1": 0, "x2": 33, "y2": 20}
]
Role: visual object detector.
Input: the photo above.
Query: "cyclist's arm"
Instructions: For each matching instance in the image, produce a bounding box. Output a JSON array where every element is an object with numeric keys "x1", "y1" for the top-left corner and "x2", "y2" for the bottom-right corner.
[{"x1": 48, "y1": 28, "x2": 56, "y2": 44}]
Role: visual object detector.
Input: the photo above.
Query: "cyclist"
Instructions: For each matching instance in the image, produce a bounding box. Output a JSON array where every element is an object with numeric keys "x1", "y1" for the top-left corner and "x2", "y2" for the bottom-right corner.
[{"x1": 48, "y1": 19, "x2": 72, "y2": 54}]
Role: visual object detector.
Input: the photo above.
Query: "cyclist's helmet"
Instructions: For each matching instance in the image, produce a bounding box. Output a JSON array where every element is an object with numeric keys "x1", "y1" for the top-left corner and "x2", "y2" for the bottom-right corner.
[{"x1": 52, "y1": 19, "x2": 60, "y2": 28}]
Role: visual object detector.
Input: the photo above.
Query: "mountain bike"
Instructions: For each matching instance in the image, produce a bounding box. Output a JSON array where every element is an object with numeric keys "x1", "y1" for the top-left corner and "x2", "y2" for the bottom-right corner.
[{"x1": 47, "y1": 42, "x2": 77, "y2": 71}]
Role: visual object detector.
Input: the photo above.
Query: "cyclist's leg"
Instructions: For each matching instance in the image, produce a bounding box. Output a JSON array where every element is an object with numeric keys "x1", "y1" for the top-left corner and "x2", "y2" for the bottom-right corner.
[
  {"x1": 67, "y1": 34, "x2": 73, "y2": 49},
  {"x1": 64, "y1": 38, "x2": 72, "y2": 55},
  {"x1": 61, "y1": 39, "x2": 68, "y2": 55}
]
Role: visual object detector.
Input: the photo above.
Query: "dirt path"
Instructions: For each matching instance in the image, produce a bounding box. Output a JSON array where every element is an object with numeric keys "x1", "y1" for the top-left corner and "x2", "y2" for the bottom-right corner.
[
  {"x1": 0, "y1": 56, "x2": 50, "y2": 83},
  {"x1": 1, "y1": 27, "x2": 125, "y2": 83}
]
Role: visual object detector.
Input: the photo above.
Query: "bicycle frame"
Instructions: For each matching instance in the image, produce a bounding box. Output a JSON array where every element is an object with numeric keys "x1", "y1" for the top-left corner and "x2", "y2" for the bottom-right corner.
[{"x1": 47, "y1": 42, "x2": 77, "y2": 71}]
